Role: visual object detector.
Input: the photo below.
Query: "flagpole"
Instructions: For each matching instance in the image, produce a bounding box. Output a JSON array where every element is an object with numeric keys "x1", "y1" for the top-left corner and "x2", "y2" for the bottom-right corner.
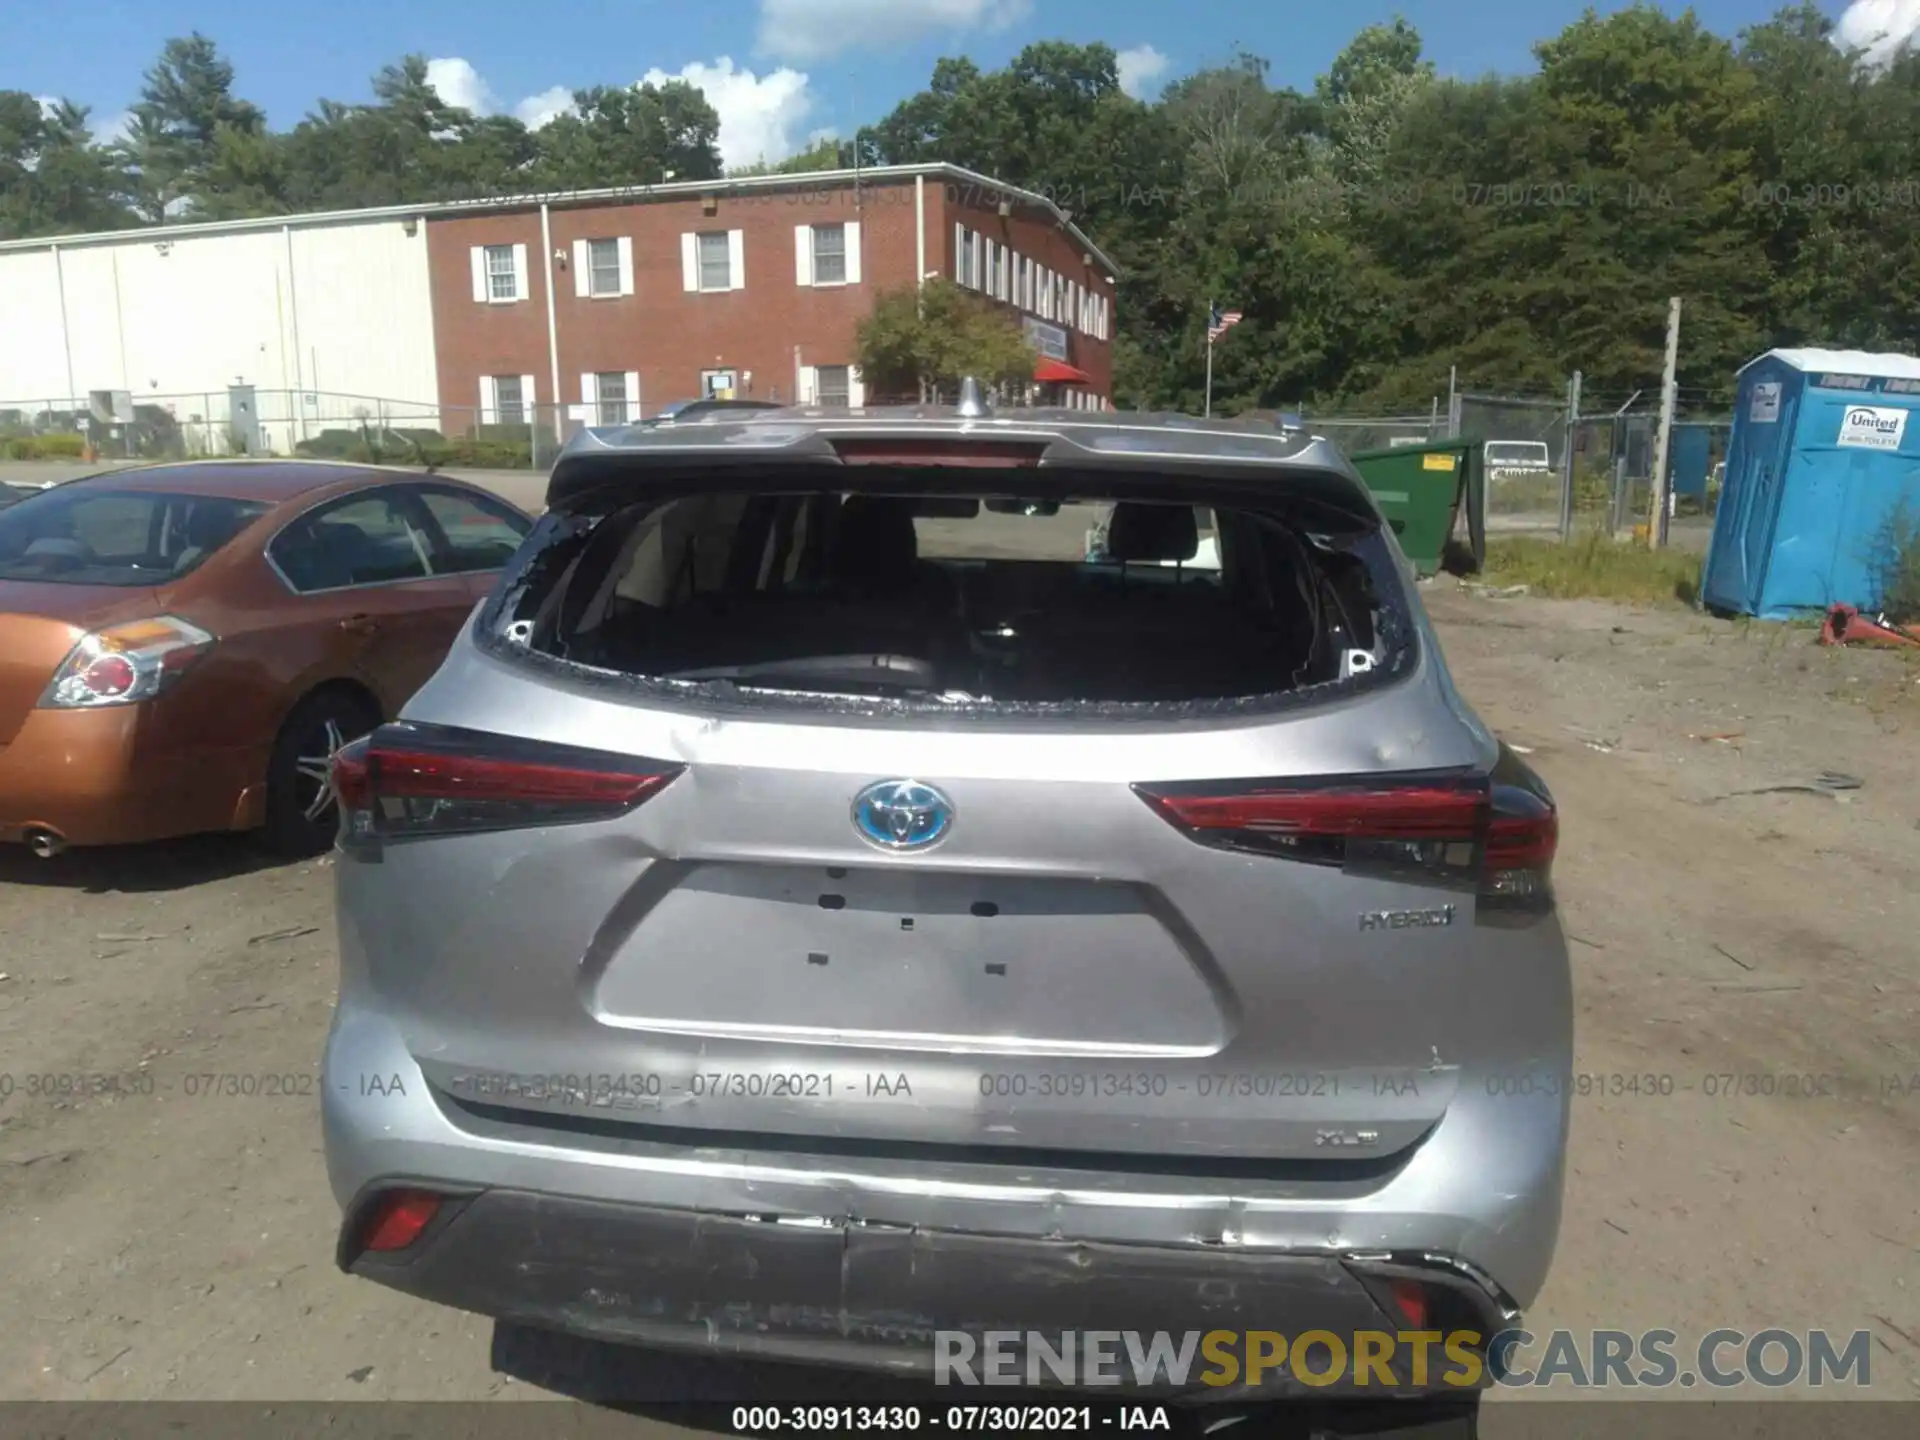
[{"x1": 1204, "y1": 299, "x2": 1214, "y2": 419}]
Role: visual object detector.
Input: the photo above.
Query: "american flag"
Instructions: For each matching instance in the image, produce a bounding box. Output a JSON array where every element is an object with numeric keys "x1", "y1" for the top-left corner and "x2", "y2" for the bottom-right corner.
[{"x1": 1208, "y1": 306, "x2": 1243, "y2": 343}]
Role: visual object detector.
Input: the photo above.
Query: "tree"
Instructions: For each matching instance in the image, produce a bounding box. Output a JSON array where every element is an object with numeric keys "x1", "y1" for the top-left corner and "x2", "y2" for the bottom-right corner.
[
  {"x1": 856, "y1": 281, "x2": 1036, "y2": 400},
  {"x1": 729, "y1": 133, "x2": 871, "y2": 177},
  {"x1": 120, "y1": 33, "x2": 265, "y2": 221},
  {"x1": 0, "y1": 92, "x2": 130, "y2": 238},
  {"x1": 533, "y1": 82, "x2": 722, "y2": 191}
]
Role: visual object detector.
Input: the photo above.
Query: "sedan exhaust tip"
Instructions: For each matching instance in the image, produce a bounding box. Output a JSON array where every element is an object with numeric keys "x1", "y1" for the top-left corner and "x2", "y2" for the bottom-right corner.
[{"x1": 24, "y1": 828, "x2": 67, "y2": 859}]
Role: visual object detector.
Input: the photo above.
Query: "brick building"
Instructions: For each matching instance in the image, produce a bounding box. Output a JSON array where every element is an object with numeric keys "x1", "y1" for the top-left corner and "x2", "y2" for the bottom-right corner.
[
  {"x1": 428, "y1": 164, "x2": 1117, "y2": 427},
  {"x1": 0, "y1": 164, "x2": 1118, "y2": 450}
]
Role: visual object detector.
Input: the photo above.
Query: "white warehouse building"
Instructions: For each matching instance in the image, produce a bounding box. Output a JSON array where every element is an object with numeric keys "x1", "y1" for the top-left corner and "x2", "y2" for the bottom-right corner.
[{"x1": 0, "y1": 209, "x2": 441, "y2": 454}]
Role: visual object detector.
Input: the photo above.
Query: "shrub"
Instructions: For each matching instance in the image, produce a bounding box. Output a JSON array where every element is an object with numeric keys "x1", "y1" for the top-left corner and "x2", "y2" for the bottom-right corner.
[
  {"x1": 2, "y1": 432, "x2": 87, "y2": 460},
  {"x1": 1874, "y1": 504, "x2": 1920, "y2": 624},
  {"x1": 447, "y1": 437, "x2": 533, "y2": 468},
  {"x1": 295, "y1": 429, "x2": 361, "y2": 459}
]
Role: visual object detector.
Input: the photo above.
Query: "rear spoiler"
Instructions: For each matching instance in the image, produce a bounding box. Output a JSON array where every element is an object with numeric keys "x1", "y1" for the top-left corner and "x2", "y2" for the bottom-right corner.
[{"x1": 544, "y1": 421, "x2": 1386, "y2": 537}]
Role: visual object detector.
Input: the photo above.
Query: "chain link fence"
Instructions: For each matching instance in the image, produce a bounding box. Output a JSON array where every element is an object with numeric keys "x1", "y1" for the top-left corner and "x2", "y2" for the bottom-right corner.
[
  {"x1": 0, "y1": 390, "x2": 585, "y2": 470},
  {"x1": 1288, "y1": 386, "x2": 1732, "y2": 543}
]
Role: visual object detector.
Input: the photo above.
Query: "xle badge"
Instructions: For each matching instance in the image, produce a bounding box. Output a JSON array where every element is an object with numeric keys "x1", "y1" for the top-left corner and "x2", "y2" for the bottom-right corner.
[{"x1": 1358, "y1": 905, "x2": 1456, "y2": 932}]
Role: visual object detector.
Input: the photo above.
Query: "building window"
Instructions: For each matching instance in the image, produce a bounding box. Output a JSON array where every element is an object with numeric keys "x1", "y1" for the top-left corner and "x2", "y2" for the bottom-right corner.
[
  {"x1": 492, "y1": 374, "x2": 526, "y2": 426},
  {"x1": 596, "y1": 372, "x2": 629, "y2": 425},
  {"x1": 698, "y1": 232, "x2": 732, "y2": 291},
  {"x1": 815, "y1": 365, "x2": 851, "y2": 407},
  {"x1": 702, "y1": 369, "x2": 738, "y2": 399},
  {"x1": 486, "y1": 245, "x2": 518, "y2": 302},
  {"x1": 812, "y1": 224, "x2": 846, "y2": 285},
  {"x1": 588, "y1": 239, "x2": 621, "y2": 297}
]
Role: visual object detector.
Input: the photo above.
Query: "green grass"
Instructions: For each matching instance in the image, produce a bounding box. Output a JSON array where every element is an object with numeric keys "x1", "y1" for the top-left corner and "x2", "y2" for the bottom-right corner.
[{"x1": 1482, "y1": 530, "x2": 1702, "y2": 605}]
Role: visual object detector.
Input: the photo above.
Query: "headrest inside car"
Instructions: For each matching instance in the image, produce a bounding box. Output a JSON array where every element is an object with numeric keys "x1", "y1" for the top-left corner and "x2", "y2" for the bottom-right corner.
[{"x1": 1105, "y1": 503, "x2": 1199, "y2": 563}]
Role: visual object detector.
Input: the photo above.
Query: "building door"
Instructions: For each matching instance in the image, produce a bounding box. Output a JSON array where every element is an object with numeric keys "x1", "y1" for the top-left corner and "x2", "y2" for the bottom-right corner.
[{"x1": 228, "y1": 385, "x2": 262, "y2": 455}]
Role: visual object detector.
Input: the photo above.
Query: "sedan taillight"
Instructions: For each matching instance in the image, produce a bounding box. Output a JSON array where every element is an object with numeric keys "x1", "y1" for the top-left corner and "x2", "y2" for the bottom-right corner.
[
  {"x1": 39, "y1": 616, "x2": 215, "y2": 709},
  {"x1": 331, "y1": 721, "x2": 682, "y2": 846}
]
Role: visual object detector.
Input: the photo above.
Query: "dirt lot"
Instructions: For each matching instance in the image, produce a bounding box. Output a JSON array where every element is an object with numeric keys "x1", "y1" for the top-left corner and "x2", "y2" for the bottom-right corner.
[{"x1": 0, "y1": 534, "x2": 1917, "y2": 1419}]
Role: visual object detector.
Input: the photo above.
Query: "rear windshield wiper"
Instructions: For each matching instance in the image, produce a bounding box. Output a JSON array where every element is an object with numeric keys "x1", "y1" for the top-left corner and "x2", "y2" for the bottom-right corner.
[{"x1": 661, "y1": 653, "x2": 939, "y2": 692}]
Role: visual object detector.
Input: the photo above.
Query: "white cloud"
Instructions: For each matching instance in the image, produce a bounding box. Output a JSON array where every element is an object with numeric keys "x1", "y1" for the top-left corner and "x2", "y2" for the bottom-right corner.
[
  {"x1": 1115, "y1": 44, "x2": 1169, "y2": 98},
  {"x1": 1835, "y1": 1, "x2": 1920, "y2": 68},
  {"x1": 641, "y1": 57, "x2": 814, "y2": 169},
  {"x1": 514, "y1": 86, "x2": 576, "y2": 129},
  {"x1": 424, "y1": 56, "x2": 497, "y2": 115},
  {"x1": 756, "y1": 0, "x2": 1031, "y2": 63}
]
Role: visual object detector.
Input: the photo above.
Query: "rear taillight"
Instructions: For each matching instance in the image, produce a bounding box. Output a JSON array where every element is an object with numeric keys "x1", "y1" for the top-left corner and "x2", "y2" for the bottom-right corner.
[
  {"x1": 330, "y1": 722, "x2": 682, "y2": 846},
  {"x1": 1134, "y1": 755, "x2": 1557, "y2": 915},
  {"x1": 39, "y1": 616, "x2": 215, "y2": 709}
]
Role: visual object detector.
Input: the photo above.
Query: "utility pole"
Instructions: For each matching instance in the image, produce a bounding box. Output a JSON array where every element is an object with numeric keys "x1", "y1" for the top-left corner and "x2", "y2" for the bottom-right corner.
[
  {"x1": 1446, "y1": 365, "x2": 1458, "y2": 438},
  {"x1": 1203, "y1": 298, "x2": 1214, "y2": 419},
  {"x1": 1648, "y1": 296, "x2": 1682, "y2": 550},
  {"x1": 1558, "y1": 370, "x2": 1582, "y2": 540}
]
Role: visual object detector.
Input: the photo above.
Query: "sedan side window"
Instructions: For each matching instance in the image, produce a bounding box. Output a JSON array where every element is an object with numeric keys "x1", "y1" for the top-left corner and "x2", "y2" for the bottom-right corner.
[
  {"x1": 416, "y1": 488, "x2": 532, "y2": 574},
  {"x1": 269, "y1": 492, "x2": 436, "y2": 593}
]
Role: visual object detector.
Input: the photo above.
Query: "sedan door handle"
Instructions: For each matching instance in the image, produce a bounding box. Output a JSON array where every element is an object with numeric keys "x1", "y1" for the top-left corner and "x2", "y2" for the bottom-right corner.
[{"x1": 340, "y1": 614, "x2": 382, "y2": 635}]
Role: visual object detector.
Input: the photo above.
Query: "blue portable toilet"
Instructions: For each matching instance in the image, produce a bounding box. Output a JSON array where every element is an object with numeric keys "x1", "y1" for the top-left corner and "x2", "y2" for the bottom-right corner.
[{"x1": 1702, "y1": 347, "x2": 1920, "y2": 619}]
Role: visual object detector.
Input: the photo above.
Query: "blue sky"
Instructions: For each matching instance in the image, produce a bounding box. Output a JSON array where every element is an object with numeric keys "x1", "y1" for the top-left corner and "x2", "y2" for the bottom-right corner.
[{"x1": 0, "y1": 1, "x2": 1889, "y2": 169}]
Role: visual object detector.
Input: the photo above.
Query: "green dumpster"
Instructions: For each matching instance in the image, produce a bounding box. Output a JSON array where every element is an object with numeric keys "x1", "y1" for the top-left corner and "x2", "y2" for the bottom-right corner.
[{"x1": 1347, "y1": 438, "x2": 1486, "y2": 576}]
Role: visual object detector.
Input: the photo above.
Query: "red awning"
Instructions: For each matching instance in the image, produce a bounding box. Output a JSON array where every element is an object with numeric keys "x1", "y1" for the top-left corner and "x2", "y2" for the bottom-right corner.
[{"x1": 1033, "y1": 358, "x2": 1092, "y2": 384}]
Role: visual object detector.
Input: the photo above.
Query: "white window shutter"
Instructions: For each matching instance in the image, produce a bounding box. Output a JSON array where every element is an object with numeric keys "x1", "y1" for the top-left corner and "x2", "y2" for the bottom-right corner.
[
  {"x1": 624, "y1": 372, "x2": 639, "y2": 410},
  {"x1": 954, "y1": 222, "x2": 964, "y2": 281},
  {"x1": 848, "y1": 367, "x2": 865, "y2": 408},
  {"x1": 798, "y1": 366, "x2": 818, "y2": 404},
  {"x1": 512, "y1": 243, "x2": 529, "y2": 301},
  {"x1": 681, "y1": 233, "x2": 699, "y2": 292},
  {"x1": 572, "y1": 239, "x2": 589, "y2": 298},
  {"x1": 521, "y1": 375, "x2": 536, "y2": 419},
  {"x1": 470, "y1": 247, "x2": 488, "y2": 303},
  {"x1": 479, "y1": 377, "x2": 497, "y2": 426},
  {"x1": 617, "y1": 236, "x2": 634, "y2": 296},
  {"x1": 795, "y1": 224, "x2": 813, "y2": 286},
  {"x1": 581, "y1": 372, "x2": 595, "y2": 406},
  {"x1": 844, "y1": 221, "x2": 861, "y2": 284},
  {"x1": 727, "y1": 230, "x2": 745, "y2": 290}
]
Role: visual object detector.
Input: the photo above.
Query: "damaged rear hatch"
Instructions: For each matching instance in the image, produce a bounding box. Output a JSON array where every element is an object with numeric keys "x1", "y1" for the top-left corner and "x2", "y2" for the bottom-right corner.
[{"x1": 337, "y1": 413, "x2": 1535, "y2": 1168}]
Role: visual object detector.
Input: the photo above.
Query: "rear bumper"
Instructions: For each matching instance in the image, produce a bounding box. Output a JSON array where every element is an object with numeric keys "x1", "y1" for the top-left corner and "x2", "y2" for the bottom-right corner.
[
  {"x1": 0, "y1": 703, "x2": 258, "y2": 847},
  {"x1": 323, "y1": 1005, "x2": 1567, "y2": 1396},
  {"x1": 340, "y1": 1185, "x2": 1509, "y2": 1399}
]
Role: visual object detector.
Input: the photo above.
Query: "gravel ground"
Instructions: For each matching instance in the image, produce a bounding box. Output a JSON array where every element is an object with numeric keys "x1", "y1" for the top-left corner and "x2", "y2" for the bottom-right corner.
[{"x1": 0, "y1": 493, "x2": 1916, "y2": 1427}]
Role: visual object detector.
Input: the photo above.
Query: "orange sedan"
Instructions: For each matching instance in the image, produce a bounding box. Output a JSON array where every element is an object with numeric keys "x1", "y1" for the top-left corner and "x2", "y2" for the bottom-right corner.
[{"x1": 0, "y1": 461, "x2": 533, "y2": 856}]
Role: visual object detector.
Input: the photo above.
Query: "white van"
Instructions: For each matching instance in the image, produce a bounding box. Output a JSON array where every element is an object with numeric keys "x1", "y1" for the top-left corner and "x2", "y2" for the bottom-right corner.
[{"x1": 1485, "y1": 440, "x2": 1552, "y2": 480}]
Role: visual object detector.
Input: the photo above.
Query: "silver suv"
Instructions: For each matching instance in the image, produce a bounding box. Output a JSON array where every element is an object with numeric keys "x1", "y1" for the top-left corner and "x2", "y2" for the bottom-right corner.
[{"x1": 322, "y1": 398, "x2": 1569, "y2": 1414}]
